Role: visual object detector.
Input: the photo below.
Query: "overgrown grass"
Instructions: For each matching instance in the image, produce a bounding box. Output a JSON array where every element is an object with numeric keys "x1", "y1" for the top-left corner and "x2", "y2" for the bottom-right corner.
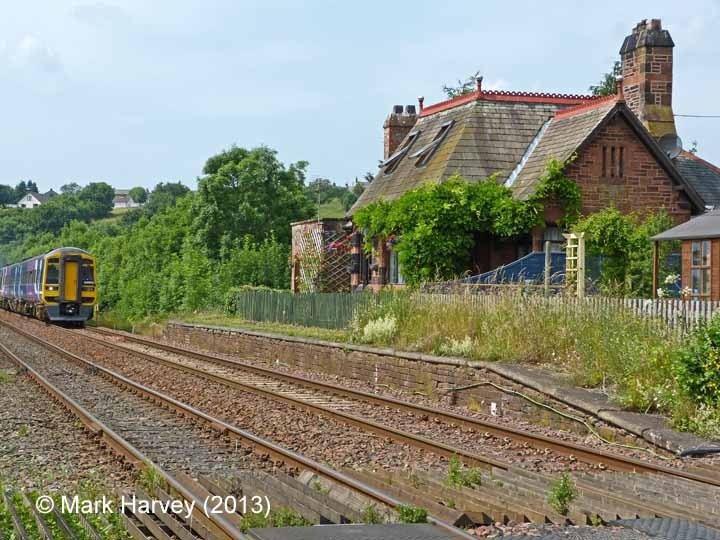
[{"x1": 351, "y1": 291, "x2": 677, "y2": 409}]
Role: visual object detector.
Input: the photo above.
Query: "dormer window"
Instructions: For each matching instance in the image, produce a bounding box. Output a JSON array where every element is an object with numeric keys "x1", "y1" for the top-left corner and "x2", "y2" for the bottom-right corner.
[
  {"x1": 410, "y1": 120, "x2": 454, "y2": 167},
  {"x1": 381, "y1": 131, "x2": 420, "y2": 175}
]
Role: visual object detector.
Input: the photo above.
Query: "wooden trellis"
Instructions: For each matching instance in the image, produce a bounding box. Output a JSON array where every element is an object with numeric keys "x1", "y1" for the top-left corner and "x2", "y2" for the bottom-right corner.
[
  {"x1": 563, "y1": 232, "x2": 585, "y2": 298},
  {"x1": 292, "y1": 223, "x2": 350, "y2": 293}
]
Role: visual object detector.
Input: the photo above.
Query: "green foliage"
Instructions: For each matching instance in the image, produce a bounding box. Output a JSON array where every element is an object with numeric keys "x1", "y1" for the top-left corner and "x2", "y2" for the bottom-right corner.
[
  {"x1": 128, "y1": 186, "x2": 148, "y2": 204},
  {"x1": 442, "y1": 71, "x2": 481, "y2": 99},
  {"x1": 396, "y1": 504, "x2": 428, "y2": 524},
  {"x1": 270, "y1": 507, "x2": 312, "y2": 527},
  {"x1": 0, "y1": 145, "x2": 304, "y2": 320},
  {"x1": 589, "y1": 61, "x2": 622, "y2": 96},
  {"x1": 142, "y1": 182, "x2": 189, "y2": 216},
  {"x1": 672, "y1": 316, "x2": 720, "y2": 405},
  {"x1": 529, "y1": 157, "x2": 581, "y2": 227},
  {"x1": 574, "y1": 209, "x2": 675, "y2": 296},
  {"x1": 363, "y1": 503, "x2": 382, "y2": 524},
  {"x1": 445, "y1": 455, "x2": 482, "y2": 488},
  {"x1": 354, "y1": 159, "x2": 577, "y2": 285},
  {"x1": 354, "y1": 176, "x2": 539, "y2": 284},
  {"x1": 547, "y1": 473, "x2": 577, "y2": 515},
  {"x1": 193, "y1": 145, "x2": 313, "y2": 256}
]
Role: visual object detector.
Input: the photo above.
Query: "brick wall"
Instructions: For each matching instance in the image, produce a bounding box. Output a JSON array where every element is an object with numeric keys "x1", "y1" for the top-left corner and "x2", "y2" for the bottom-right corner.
[
  {"x1": 164, "y1": 322, "x2": 639, "y2": 442},
  {"x1": 567, "y1": 114, "x2": 690, "y2": 224},
  {"x1": 620, "y1": 19, "x2": 676, "y2": 137},
  {"x1": 383, "y1": 107, "x2": 417, "y2": 160}
]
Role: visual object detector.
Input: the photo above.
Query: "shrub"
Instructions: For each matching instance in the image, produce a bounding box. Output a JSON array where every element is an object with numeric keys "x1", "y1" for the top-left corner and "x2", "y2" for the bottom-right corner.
[
  {"x1": 361, "y1": 316, "x2": 398, "y2": 343},
  {"x1": 673, "y1": 404, "x2": 720, "y2": 439},
  {"x1": 445, "y1": 455, "x2": 482, "y2": 488},
  {"x1": 437, "y1": 336, "x2": 475, "y2": 357},
  {"x1": 547, "y1": 473, "x2": 577, "y2": 516},
  {"x1": 397, "y1": 504, "x2": 428, "y2": 524},
  {"x1": 672, "y1": 315, "x2": 720, "y2": 405}
]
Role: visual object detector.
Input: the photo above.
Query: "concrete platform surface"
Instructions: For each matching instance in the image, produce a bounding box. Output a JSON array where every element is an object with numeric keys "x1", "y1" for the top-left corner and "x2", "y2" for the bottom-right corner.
[{"x1": 247, "y1": 523, "x2": 456, "y2": 540}]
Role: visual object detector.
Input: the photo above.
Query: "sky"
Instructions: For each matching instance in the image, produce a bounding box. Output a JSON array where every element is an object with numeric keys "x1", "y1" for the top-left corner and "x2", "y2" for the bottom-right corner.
[{"x1": 0, "y1": 0, "x2": 718, "y2": 193}]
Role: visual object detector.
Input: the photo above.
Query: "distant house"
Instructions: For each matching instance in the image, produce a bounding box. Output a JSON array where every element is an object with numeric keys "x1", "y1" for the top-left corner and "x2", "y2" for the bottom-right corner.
[
  {"x1": 13, "y1": 190, "x2": 58, "y2": 208},
  {"x1": 113, "y1": 189, "x2": 141, "y2": 209}
]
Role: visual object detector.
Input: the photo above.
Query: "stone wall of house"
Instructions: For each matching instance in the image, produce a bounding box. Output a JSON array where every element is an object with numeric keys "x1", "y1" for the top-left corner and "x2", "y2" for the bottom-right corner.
[
  {"x1": 163, "y1": 321, "x2": 638, "y2": 442},
  {"x1": 567, "y1": 114, "x2": 691, "y2": 224}
]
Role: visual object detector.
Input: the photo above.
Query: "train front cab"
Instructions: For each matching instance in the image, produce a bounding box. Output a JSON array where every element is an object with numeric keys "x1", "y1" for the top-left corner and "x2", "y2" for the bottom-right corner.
[{"x1": 41, "y1": 250, "x2": 97, "y2": 323}]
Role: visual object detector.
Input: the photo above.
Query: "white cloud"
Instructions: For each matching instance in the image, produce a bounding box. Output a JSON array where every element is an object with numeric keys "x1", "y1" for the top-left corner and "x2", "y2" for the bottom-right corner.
[{"x1": 2, "y1": 34, "x2": 61, "y2": 72}]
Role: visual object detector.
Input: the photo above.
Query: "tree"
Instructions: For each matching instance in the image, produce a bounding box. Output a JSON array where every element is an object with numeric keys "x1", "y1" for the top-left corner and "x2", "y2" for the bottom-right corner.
[
  {"x1": 78, "y1": 182, "x2": 115, "y2": 219},
  {"x1": 0, "y1": 185, "x2": 16, "y2": 206},
  {"x1": 143, "y1": 182, "x2": 190, "y2": 215},
  {"x1": 128, "y1": 186, "x2": 148, "y2": 204},
  {"x1": 60, "y1": 182, "x2": 82, "y2": 195},
  {"x1": 193, "y1": 145, "x2": 313, "y2": 256},
  {"x1": 442, "y1": 71, "x2": 480, "y2": 99},
  {"x1": 589, "y1": 61, "x2": 622, "y2": 96}
]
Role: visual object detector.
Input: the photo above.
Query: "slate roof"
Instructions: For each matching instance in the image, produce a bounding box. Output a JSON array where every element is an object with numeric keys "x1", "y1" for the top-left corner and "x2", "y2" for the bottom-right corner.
[
  {"x1": 652, "y1": 208, "x2": 720, "y2": 241},
  {"x1": 674, "y1": 151, "x2": 720, "y2": 209},
  {"x1": 350, "y1": 96, "x2": 576, "y2": 213},
  {"x1": 510, "y1": 99, "x2": 616, "y2": 199},
  {"x1": 351, "y1": 89, "x2": 708, "y2": 215}
]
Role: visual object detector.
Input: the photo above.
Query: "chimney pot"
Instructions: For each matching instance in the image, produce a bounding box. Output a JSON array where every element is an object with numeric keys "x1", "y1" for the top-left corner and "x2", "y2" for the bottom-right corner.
[
  {"x1": 392, "y1": 105, "x2": 403, "y2": 114},
  {"x1": 650, "y1": 18, "x2": 661, "y2": 30},
  {"x1": 418, "y1": 96, "x2": 424, "y2": 112},
  {"x1": 616, "y1": 76, "x2": 624, "y2": 102},
  {"x1": 476, "y1": 76, "x2": 483, "y2": 94},
  {"x1": 405, "y1": 105, "x2": 416, "y2": 115}
]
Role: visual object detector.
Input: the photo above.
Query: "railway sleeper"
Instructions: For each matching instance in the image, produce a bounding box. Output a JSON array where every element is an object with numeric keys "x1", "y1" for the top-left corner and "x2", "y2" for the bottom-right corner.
[{"x1": 379, "y1": 468, "x2": 569, "y2": 525}]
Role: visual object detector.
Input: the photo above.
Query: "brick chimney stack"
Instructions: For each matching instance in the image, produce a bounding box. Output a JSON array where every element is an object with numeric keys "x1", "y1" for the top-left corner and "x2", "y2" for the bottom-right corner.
[
  {"x1": 383, "y1": 105, "x2": 418, "y2": 160},
  {"x1": 619, "y1": 18, "x2": 676, "y2": 138}
]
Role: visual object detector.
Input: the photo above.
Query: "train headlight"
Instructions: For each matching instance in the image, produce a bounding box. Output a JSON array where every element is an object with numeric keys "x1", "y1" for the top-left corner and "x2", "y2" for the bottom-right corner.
[{"x1": 46, "y1": 286, "x2": 56, "y2": 291}]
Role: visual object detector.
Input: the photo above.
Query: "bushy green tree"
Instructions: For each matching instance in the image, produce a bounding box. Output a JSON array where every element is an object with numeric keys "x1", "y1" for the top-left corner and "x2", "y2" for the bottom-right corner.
[
  {"x1": 589, "y1": 61, "x2": 622, "y2": 96},
  {"x1": 143, "y1": 182, "x2": 190, "y2": 216},
  {"x1": 193, "y1": 145, "x2": 313, "y2": 256},
  {"x1": 0, "y1": 185, "x2": 16, "y2": 206},
  {"x1": 129, "y1": 186, "x2": 148, "y2": 204},
  {"x1": 79, "y1": 182, "x2": 115, "y2": 219}
]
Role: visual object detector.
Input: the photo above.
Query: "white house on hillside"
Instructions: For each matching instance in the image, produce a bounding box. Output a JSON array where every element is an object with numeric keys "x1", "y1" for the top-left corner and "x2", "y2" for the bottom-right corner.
[
  {"x1": 11, "y1": 190, "x2": 58, "y2": 208},
  {"x1": 113, "y1": 189, "x2": 142, "y2": 209}
]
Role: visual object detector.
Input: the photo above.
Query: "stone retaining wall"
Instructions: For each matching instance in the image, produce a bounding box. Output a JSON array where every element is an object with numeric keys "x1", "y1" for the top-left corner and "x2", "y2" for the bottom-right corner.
[{"x1": 164, "y1": 321, "x2": 629, "y2": 440}]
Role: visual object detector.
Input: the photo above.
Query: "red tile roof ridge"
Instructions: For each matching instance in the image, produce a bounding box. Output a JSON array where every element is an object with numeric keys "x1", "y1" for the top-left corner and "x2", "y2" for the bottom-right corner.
[
  {"x1": 679, "y1": 150, "x2": 720, "y2": 175},
  {"x1": 553, "y1": 94, "x2": 618, "y2": 119},
  {"x1": 418, "y1": 89, "x2": 608, "y2": 117}
]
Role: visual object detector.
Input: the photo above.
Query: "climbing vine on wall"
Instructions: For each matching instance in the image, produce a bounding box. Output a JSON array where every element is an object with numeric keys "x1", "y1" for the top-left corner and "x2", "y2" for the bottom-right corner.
[
  {"x1": 529, "y1": 155, "x2": 581, "y2": 227},
  {"x1": 353, "y1": 158, "x2": 580, "y2": 285}
]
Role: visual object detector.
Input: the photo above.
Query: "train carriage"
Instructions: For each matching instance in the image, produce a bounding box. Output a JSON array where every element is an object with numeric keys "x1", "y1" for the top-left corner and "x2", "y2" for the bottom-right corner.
[{"x1": 0, "y1": 247, "x2": 97, "y2": 323}]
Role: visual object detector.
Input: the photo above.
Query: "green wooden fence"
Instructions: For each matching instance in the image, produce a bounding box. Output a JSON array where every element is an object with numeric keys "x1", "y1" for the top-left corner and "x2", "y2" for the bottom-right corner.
[{"x1": 227, "y1": 289, "x2": 374, "y2": 329}]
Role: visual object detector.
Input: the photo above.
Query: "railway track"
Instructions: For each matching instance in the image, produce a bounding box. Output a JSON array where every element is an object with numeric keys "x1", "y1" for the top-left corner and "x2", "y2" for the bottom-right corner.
[
  {"x1": 2, "y1": 314, "x2": 719, "y2": 529},
  {"x1": 62, "y1": 324, "x2": 720, "y2": 527},
  {"x1": 81, "y1": 325, "x2": 720, "y2": 484},
  {"x1": 0, "y1": 318, "x2": 477, "y2": 540}
]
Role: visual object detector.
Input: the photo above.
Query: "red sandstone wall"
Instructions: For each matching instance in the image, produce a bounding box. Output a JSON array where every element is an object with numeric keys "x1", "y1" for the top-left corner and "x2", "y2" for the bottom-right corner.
[{"x1": 567, "y1": 115, "x2": 690, "y2": 224}]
